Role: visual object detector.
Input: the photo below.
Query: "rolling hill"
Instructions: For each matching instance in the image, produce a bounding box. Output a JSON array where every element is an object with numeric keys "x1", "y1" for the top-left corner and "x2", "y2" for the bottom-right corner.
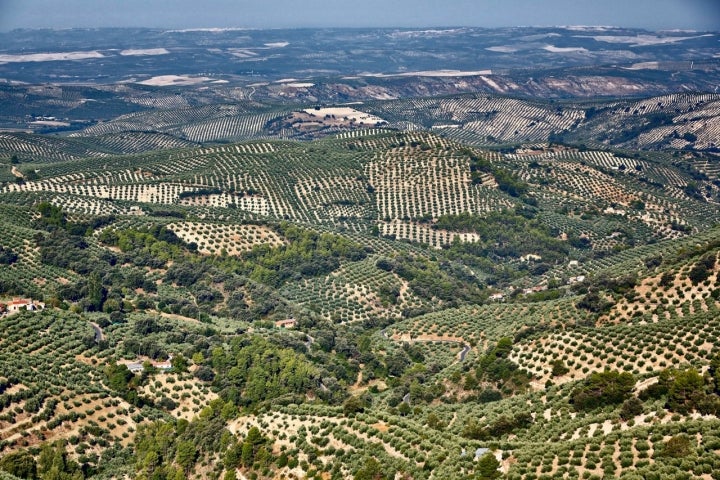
[{"x1": 1, "y1": 25, "x2": 720, "y2": 480}]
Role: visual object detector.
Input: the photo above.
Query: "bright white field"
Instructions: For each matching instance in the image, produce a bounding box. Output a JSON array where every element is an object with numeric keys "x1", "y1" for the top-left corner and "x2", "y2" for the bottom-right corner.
[
  {"x1": 302, "y1": 107, "x2": 385, "y2": 124},
  {"x1": 119, "y1": 48, "x2": 170, "y2": 56},
  {"x1": 137, "y1": 75, "x2": 212, "y2": 86},
  {"x1": 0, "y1": 51, "x2": 104, "y2": 63}
]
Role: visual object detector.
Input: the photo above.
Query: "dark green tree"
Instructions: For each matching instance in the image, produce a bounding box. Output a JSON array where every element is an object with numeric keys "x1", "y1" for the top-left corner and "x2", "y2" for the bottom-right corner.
[
  {"x1": 571, "y1": 370, "x2": 635, "y2": 411},
  {"x1": 476, "y1": 452, "x2": 501, "y2": 479},
  {"x1": 0, "y1": 450, "x2": 37, "y2": 479}
]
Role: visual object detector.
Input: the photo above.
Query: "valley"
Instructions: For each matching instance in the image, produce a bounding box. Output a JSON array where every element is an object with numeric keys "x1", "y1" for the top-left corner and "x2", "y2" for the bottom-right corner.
[{"x1": 0, "y1": 24, "x2": 719, "y2": 480}]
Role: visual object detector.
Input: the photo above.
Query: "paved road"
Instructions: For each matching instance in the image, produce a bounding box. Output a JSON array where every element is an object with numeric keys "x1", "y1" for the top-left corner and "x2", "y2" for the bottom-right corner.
[
  {"x1": 90, "y1": 322, "x2": 105, "y2": 342},
  {"x1": 459, "y1": 344, "x2": 471, "y2": 362}
]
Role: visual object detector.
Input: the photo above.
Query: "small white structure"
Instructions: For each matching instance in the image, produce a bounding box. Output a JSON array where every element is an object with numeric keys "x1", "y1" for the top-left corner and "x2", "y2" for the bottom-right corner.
[
  {"x1": 474, "y1": 448, "x2": 490, "y2": 460},
  {"x1": 127, "y1": 363, "x2": 144, "y2": 373}
]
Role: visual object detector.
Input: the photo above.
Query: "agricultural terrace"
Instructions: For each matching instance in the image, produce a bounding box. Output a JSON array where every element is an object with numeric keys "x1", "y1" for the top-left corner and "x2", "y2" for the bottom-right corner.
[
  {"x1": 367, "y1": 134, "x2": 512, "y2": 221},
  {"x1": 367, "y1": 95, "x2": 585, "y2": 143},
  {"x1": 167, "y1": 222, "x2": 284, "y2": 256},
  {"x1": 0, "y1": 311, "x2": 139, "y2": 453}
]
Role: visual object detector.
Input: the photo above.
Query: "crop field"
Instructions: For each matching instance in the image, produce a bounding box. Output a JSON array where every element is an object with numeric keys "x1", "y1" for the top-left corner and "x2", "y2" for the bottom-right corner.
[
  {"x1": 280, "y1": 254, "x2": 433, "y2": 324},
  {"x1": 600, "y1": 252, "x2": 720, "y2": 323},
  {"x1": 513, "y1": 150, "x2": 720, "y2": 239},
  {"x1": 167, "y1": 221, "x2": 285, "y2": 255},
  {"x1": 3, "y1": 125, "x2": 716, "y2": 255},
  {"x1": 0, "y1": 311, "x2": 139, "y2": 452},
  {"x1": 0, "y1": 133, "x2": 107, "y2": 163},
  {"x1": 512, "y1": 309, "x2": 720, "y2": 384},
  {"x1": 378, "y1": 220, "x2": 481, "y2": 249},
  {"x1": 139, "y1": 372, "x2": 219, "y2": 421},
  {"x1": 365, "y1": 95, "x2": 585, "y2": 145},
  {"x1": 387, "y1": 297, "x2": 594, "y2": 347},
  {"x1": 73, "y1": 102, "x2": 284, "y2": 138},
  {"x1": 0, "y1": 220, "x2": 80, "y2": 296},
  {"x1": 368, "y1": 142, "x2": 512, "y2": 220},
  {"x1": 81, "y1": 132, "x2": 198, "y2": 154}
]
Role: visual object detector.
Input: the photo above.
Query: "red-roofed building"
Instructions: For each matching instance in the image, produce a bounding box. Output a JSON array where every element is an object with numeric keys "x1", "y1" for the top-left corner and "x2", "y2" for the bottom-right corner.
[{"x1": 5, "y1": 298, "x2": 45, "y2": 314}]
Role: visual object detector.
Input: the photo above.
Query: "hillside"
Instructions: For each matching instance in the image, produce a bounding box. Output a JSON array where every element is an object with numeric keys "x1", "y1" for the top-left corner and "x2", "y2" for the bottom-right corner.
[
  {"x1": 1, "y1": 105, "x2": 720, "y2": 479},
  {"x1": 1, "y1": 23, "x2": 720, "y2": 479},
  {"x1": 3, "y1": 89, "x2": 719, "y2": 161}
]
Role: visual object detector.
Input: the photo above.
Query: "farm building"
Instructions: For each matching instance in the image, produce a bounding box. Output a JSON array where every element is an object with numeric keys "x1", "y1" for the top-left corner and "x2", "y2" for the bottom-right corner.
[
  {"x1": 274, "y1": 318, "x2": 297, "y2": 329},
  {"x1": 127, "y1": 362, "x2": 144, "y2": 373},
  {"x1": 125, "y1": 355, "x2": 174, "y2": 374},
  {"x1": 4, "y1": 298, "x2": 45, "y2": 314}
]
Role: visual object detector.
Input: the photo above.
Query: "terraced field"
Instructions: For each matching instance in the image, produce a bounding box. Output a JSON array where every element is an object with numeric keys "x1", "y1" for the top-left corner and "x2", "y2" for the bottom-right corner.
[
  {"x1": 167, "y1": 221, "x2": 285, "y2": 256},
  {"x1": 0, "y1": 312, "x2": 138, "y2": 452}
]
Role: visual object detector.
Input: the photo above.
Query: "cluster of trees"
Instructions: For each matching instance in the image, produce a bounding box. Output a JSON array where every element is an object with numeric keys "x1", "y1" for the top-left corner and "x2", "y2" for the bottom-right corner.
[
  {"x1": 566, "y1": 357, "x2": 720, "y2": 421},
  {"x1": 575, "y1": 272, "x2": 639, "y2": 315},
  {"x1": 0, "y1": 441, "x2": 86, "y2": 480},
  {"x1": 177, "y1": 188, "x2": 222, "y2": 199},
  {"x1": 688, "y1": 253, "x2": 716, "y2": 285},
  {"x1": 207, "y1": 336, "x2": 323, "y2": 409},
  {"x1": 576, "y1": 291, "x2": 614, "y2": 314},
  {"x1": 375, "y1": 254, "x2": 486, "y2": 305},
  {"x1": 35, "y1": 201, "x2": 115, "y2": 236},
  {"x1": 353, "y1": 457, "x2": 395, "y2": 480},
  {"x1": 462, "y1": 412, "x2": 533, "y2": 440},
  {"x1": 435, "y1": 209, "x2": 569, "y2": 281},
  {"x1": 37, "y1": 230, "x2": 92, "y2": 272},
  {"x1": 104, "y1": 362, "x2": 152, "y2": 407},
  {"x1": 99, "y1": 226, "x2": 192, "y2": 265},
  {"x1": 471, "y1": 338, "x2": 532, "y2": 396},
  {"x1": 235, "y1": 223, "x2": 368, "y2": 288},
  {"x1": 641, "y1": 361, "x2": 720, "y2": 415},
  {"x1": 493, "y1": 167, "x2": 529, "y2": 198},
  {"x1": 133, "y1": 399, "x2": 271, "y2": 480},
  {"x1": 0, "y1": 245, "x2": 18, "y2": 265},
  {"x1": 571, "y1": 370, "x2": 635, "y2": 411},
  {"x1": 466, "y1": 150, "x2": 528, "y2": 198},
  {"x1": 222, "y1": 426, "x2": 274, "y2": 477},
  {"x1": 55, "y1": 271, "x2": 110, "y2": 313}
]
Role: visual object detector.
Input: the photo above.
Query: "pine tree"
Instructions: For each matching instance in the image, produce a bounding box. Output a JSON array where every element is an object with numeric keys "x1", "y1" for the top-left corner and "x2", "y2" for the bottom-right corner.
[{"x1": 477, "y1": 452, "x2": 501, "y2": 479}]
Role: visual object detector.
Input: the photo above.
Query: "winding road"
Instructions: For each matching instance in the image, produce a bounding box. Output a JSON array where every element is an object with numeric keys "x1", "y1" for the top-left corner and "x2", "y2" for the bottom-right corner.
[
  {"x1": 304, "y1": 334, "x2": 315, "y2": 351},
  {"x1": 90, "y1": 322, "x2": 105, "y2": 342},
  {"x1": 382, "y1": 330, "x2": 471, "y2": 364},
  {"x1": 458, "y1": 343, "x2": 471, "y2": 362}
]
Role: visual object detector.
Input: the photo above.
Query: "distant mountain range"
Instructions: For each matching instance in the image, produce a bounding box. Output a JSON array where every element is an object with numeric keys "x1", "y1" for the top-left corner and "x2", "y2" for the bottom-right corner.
[{"x1": 0, "y1": 26, "x2": 717, "y2": 90}]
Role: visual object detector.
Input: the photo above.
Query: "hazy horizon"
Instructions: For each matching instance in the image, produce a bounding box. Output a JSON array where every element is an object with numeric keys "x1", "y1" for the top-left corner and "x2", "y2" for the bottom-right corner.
[{"x1": 0, "y1": 0, "x2": 718, "y2": 32}]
